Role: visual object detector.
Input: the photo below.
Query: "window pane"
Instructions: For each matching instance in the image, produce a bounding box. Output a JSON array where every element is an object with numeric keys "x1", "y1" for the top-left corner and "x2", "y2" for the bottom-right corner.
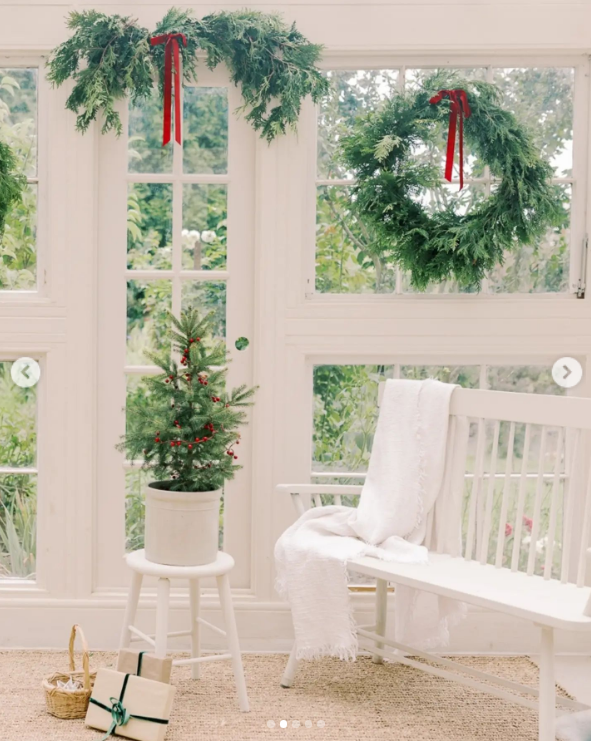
[
  {"x1": 487, "y1": 365, "x2": 565, "y2": 395},
  {"x1": 405, "y1": 68, "x2": 487, "y2": 180},
  {"x1": 318, "y1": 70, "x2": 400, "y2": 179},
  {"x1": 487, "y1": 184, "x2": 570, "y2": 294},
  {"x1": 125, "y1": 468, "x2": 147, "y2": 553},
  {"x1": 0, "y1": 68, "x2": 37, "y2": 177},
  {"x1": 127, "y1": 184, "x2": 172, "y2": 270},
  {"x1": 181, "y1": 281, "x2": 226, "y2": 340},
  {"x1": 182, "y1": 185, "x2": 227, "y2": 270},
  {"x1": 313, "y1": 365, "x2": 394, "y2": 476},
  {"x1": 0, "y1": 474, "x2": 36, "y2": 579},
  {"x1": 492, "y1": 68, "x2": 574, "y2": 178},
  {"x1": 0, "y1": 361, "x2": 36, "y2": 466},
  {"x1": 0, "y1": 69, "x2": 37, "y2": 290},
  {"x1": 1, "y1": 182, "x2": 36, "y2": 290},
  {"x1": 316, "y1": 186, "x2": 396, "y2": 294},
  {"x1": 127, "y1": 280, "x2": 172, "y2": 365},
  {"x1": 128, "y1": 90, "x2": 173, "y2": 174},
  {"x1": 400, "y1": 365, "x2": 480, "y2": 386},
  {"x1": 183, "y1": 87, "x2": 228, "y2": 175}
]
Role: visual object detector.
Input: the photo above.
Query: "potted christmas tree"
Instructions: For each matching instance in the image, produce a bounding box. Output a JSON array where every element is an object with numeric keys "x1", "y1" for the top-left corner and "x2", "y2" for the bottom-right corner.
[{"x1": 119, "y1": 309, "x2": 256, "y2": 566}]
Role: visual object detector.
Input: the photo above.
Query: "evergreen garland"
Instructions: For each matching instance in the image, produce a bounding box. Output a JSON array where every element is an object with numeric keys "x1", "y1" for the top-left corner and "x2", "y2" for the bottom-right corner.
[
  {"x1": 0, "y1": 140, "x2": 26, "y2": 242},
  {"x1": 119, "y1": 308, "x2": 256, "y2": 492},
  {"x1": 47, "y1": 8, "x2": 329, "y2": 141},
  {"x1": 340, "y1": 73, "x2": 565, "y2": 290}
]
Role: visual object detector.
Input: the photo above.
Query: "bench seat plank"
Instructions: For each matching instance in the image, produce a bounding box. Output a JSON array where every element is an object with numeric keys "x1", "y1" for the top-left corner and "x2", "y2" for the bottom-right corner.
[{"x1": 347, "y1": 554, "x2": 591, "y2": 631}]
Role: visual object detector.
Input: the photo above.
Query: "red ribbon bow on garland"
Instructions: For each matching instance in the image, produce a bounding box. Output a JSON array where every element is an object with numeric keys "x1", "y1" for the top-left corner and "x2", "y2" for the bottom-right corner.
[
  {"x1": 150, "y1": 33, "x2": 187, "y2": 146},
  {"x1": 429, "y1": 89, "x2": 472, "y2": 190}
]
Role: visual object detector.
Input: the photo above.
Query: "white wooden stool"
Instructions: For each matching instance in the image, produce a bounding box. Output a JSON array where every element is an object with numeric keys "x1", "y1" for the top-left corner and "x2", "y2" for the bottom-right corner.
[{"x1": 120, "y1": 549, "x2": 249, "y2": 712}]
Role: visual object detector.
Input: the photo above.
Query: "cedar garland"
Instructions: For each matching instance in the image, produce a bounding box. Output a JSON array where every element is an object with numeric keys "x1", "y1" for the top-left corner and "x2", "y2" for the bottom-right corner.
[{"x1": 47, "y1": 8, "x2": 329, "y2": 141}]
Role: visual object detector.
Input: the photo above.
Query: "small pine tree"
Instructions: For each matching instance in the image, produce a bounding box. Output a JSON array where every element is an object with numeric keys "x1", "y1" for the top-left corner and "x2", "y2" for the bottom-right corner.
[{"x1": 119, "y1": 308, "x2": 256, "y2": 492}]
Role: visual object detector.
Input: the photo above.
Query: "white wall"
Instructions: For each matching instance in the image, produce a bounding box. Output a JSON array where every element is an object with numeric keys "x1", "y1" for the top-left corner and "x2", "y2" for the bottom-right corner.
[{"x1": 1, "y1": 2, "x2": 591, "y2": 52}]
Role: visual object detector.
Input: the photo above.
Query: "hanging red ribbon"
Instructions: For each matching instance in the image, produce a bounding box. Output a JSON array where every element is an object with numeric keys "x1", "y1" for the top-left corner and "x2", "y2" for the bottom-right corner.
[
  {"x1": 150, "y1": 33, "x2": 187, "y2": 146},
  {"x1": 428, "y1": 89, "x2": 471, "y2": 190}
]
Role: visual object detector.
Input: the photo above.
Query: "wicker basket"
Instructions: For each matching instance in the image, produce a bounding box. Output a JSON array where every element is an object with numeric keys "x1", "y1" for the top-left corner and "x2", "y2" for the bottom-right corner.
[{"x1": 42, "y1": 624, "x2": 96, "y2": 719}]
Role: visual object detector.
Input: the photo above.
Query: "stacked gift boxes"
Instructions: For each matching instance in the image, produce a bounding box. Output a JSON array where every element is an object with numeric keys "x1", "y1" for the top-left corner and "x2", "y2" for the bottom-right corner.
[{"x1": 85, "y1": 651, "x2": 174, "y2": 741}]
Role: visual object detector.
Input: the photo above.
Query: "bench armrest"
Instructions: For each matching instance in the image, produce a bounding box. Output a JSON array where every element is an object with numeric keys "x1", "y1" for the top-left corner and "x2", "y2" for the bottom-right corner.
[{"x1": 276, "y1": 483, "x2": 364, "y2": 517}]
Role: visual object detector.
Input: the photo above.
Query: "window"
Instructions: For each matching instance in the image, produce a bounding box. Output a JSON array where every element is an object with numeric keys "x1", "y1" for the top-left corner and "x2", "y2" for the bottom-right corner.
[
  {"x1": 97, "y1": 68, "x2": 255, "y2": 588},
  {"x1": 315, "y1": 64, "x2": 578, "y2": 295},
  {"x1": 0, "y1": 67, "x2": 38, "y2": 291},
  {"x1": 0, "y1": 360, "x2": 37, "y2": 579}
]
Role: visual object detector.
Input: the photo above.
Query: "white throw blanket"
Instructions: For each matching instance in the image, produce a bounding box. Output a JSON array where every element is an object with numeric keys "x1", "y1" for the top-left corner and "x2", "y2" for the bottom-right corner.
[{"x1": 275, "y1": 379, "x2": 467, "y2": 660}]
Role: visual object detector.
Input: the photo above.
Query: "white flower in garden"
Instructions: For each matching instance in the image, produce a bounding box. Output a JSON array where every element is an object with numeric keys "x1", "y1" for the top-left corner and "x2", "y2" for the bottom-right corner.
[
  {"x1": 189, "y1": 230, "x2": 200, "y2": 240},
  {"x1": 200, "y1": 230, "x2": 216, "y2": 243},
  {"x1": 182, "y1": 229, "x2": 189, "y2": 237},
  {"x1": 522, "y1": 535, "x2": 546, "y2": 555}
]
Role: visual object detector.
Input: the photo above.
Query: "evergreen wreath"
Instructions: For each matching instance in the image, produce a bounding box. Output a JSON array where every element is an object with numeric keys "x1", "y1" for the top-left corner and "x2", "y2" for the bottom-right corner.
[
  {"x1": 340, "y1": 73, "x2": 565, "y2": 290},
  {"x1": 0, "y1": 140, "x2": 25, "y2": 243},
  {"x1": 47, "y1": 8, "x2": 329, "y2": 142}
]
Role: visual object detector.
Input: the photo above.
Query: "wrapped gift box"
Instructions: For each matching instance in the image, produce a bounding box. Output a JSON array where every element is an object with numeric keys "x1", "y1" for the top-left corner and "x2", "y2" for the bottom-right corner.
[
  {"x1": 117, "y1": 649, "x2": 172, "y2": 684},
  {"x1": 85, "y1": 668, "x2": 175, "y2": 741}
]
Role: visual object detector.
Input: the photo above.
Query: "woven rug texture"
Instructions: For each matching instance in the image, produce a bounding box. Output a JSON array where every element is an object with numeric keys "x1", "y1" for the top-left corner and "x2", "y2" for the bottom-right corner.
[{"x1": 0, "y1": 651, "x2": 570, "y2": 740}]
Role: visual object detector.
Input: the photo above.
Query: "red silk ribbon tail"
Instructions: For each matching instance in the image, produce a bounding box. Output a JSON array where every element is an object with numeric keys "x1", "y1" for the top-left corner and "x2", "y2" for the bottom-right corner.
[
  {"x1": 173, "y1": 40, "x2": 182, "y2": 145},
  {"x1": 444, "y1": 100, "x2": 458, "y2": 186},
  {"x1": 162, "y1": 41, "x2": 173, "y2": 147}
]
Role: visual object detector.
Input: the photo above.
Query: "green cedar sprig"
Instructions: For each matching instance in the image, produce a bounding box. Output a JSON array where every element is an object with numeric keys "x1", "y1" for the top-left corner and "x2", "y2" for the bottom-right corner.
[
  {"x1": 46, "y1": 11, "x2": 153, "y2": 135},
  {"x1": 0, "y1": 140, "x2": 26, "y2": 242},
  {"x1": 118, "y1": 308, "x2": 256, "y2": 493},
  {"x1": 47, "y1": 8, "x2": 328, "y2": 142},
  {"x1": 339, "y1": 72, "x2": 565, "y2": 290}
]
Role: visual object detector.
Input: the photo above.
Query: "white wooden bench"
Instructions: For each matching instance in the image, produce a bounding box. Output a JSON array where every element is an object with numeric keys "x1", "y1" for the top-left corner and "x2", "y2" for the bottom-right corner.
[{"x1": 277, "y1": 387, "x2": 591, "y2": 741}]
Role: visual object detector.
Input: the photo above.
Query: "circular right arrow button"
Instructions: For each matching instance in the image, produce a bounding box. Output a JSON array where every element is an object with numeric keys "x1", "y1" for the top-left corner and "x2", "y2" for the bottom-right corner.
[{"x1": 552, "y1": 357, "x2": 583, "y2": 389}]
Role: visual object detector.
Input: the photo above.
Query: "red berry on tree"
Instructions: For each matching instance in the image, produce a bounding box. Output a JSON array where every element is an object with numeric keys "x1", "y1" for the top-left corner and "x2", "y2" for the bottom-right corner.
[
  {"x1": 234, "y1": 456, "x2": 238, "y2": 460},
  {"x1": 190, "y1": 338, "x2": 194, "y2": 343},
  {"x1": 188, "y1": 444, "x2": 193, "y2": 450},
  {"x1": 170, "y1": 441, "x2": 175, "y2": 447},
  {"x1": 155, "y1": 437, "x2": 160, "y2": 442}
]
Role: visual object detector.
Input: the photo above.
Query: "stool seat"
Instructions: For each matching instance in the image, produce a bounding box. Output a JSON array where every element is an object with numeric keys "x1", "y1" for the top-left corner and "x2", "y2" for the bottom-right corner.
[
  {"x1": 120, "y1": 548, "x2": 249, "y2": 712},
  {"x1": 125, "y1": 549, "x2": 234, "y2": 579}
]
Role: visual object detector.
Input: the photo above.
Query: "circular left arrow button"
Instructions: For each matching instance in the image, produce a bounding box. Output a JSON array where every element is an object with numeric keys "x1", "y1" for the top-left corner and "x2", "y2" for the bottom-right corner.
[{"x1": 11, "y1": 357, "x2": 41, "y2": 388}]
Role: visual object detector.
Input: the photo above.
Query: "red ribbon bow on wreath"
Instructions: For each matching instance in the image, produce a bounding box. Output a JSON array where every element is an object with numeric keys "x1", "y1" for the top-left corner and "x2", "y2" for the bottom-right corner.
[
  {"x1": 429, "y1": 89, "x2": 471, "y2": 190},
  {"x1": 150, "y1": 33, "x2": 187, "y2": 146}
]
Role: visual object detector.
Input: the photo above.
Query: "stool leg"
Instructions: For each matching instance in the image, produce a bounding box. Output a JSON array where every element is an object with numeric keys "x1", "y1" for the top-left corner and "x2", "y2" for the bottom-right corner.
[
  {"x1": 155, "y1": 577, "x2": 170, "y2": 659},
  {"x1": 217, "y1": 573, "x2": 249, "y2": 712},
  {"x1": 119, "y1": 570, "x2": 143, "y2": 649},
  {"x1": 189, "y1": 579, "x2": 201, "y2": 679}
]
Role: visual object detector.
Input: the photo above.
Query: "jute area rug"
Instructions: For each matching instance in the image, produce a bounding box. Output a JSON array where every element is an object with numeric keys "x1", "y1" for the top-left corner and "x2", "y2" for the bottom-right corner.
[{"x1": 0, "y1": 651, "x2": 570, "y2": 740}]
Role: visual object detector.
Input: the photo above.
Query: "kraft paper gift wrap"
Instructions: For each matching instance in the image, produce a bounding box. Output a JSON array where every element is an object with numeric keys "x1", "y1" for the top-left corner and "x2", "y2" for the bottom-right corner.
[
  {"x1": 117, "y1": 649, "x2": 173, "y2": 684},
  {"x1": 85, "y1": 668, "x2": 175, "y2": 741}
]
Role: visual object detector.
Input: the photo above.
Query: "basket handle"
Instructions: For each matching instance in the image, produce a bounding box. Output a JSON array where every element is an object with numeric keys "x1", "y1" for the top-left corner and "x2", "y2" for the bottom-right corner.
[{"x1": 68, "y1": 624, "x2": 91, "y2": 691}]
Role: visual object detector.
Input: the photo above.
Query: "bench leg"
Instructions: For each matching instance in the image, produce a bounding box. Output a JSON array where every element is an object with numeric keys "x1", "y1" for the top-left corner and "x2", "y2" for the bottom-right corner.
[
  {"x1": 372, "y1": 578, "x2": 388, "y2": 664},
  {"x1": 538, "y1": 626, "x2": 555, "y2": 741},
  {"x1": 281, "y1": 643, "x2": 299, "y2": 688}
]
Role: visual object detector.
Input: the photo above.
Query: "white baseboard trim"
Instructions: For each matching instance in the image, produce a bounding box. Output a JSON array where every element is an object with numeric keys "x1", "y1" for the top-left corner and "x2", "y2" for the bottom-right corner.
[{"x1": 1, "y1": 599, "x2": 591, "y2": 654}]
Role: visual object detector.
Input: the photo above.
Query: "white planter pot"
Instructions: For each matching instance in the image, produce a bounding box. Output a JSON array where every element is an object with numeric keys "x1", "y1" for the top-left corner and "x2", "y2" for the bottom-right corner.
[{"x1": 145, "y1": 482, "x2": 221, "y2": 566}]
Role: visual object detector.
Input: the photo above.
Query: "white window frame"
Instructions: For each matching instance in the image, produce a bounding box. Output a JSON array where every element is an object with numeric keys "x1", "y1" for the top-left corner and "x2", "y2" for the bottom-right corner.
[
  {"x1": 0, "y1": 55, "x2": 86, "y2": 600},
  {"x1": 95, "y1": 67, "x2": 256, "y2": 591}
]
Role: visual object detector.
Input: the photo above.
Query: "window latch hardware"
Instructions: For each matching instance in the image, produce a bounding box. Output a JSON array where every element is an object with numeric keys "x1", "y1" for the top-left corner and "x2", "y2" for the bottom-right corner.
[{"x1": 576, "y1": 235, "x2": 588, "y2": 299}]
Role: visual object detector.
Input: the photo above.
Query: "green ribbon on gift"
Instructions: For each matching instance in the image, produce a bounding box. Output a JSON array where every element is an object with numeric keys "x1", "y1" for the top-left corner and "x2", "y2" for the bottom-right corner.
[{"x1": 89, "y1": 673, "x2": 169, "y2": 740}]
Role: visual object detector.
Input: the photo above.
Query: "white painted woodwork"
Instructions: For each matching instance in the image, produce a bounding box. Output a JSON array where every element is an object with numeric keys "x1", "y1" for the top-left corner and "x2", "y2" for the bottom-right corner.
[{"x1": 2, "y1": 3, "x2": 591, "y2": 654}]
